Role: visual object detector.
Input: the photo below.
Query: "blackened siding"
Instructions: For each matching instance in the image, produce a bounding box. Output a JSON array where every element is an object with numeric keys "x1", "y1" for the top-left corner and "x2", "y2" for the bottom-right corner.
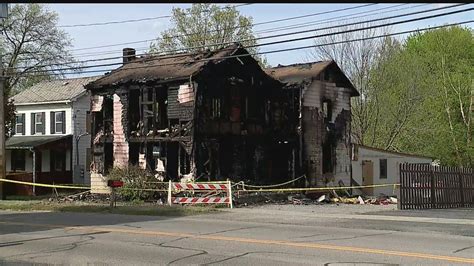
[{"x1": 167, "y1": 87, "x2": 194, "y2": 120}]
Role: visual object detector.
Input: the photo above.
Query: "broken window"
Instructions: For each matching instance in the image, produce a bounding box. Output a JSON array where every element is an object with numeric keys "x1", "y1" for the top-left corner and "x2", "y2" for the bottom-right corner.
[
  {"x1": 103, "y1": 96, "x2": 114, "y2": 134},
  {"x1": 380, "y1": 159, "x2": 387, "y2": 179},
  {"x1": 104, "y1": 143, "x2": 113, "y2": 175},
  {"x1": 322, "y1": 99, "x2": 332, "y2": 122},
  {"x1": 140, "y1": 87, "x2": 168, "y2": 132}
]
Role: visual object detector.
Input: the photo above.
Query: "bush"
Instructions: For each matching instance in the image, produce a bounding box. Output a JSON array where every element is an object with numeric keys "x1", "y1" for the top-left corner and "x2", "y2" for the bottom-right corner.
[{"x1": 107, "y1": 166, "x2": 166, "y2": 201}]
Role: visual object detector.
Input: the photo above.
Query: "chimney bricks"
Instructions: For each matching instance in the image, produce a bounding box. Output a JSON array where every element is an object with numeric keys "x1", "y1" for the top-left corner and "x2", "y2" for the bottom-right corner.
[{"x1": 123, "y1": 48, "x2": 136, "y2": 64}]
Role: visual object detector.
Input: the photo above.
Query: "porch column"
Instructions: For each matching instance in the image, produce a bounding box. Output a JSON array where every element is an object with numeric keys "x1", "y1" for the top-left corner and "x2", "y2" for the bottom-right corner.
[{"x1": 31, "y1": 149, "x2": 36, "y2": 196}]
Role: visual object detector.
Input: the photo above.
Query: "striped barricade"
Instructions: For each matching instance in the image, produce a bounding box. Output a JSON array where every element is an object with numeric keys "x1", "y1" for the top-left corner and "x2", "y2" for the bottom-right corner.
[{"x1": 167, "y1": 180, "x2": 233, "y2": 208}]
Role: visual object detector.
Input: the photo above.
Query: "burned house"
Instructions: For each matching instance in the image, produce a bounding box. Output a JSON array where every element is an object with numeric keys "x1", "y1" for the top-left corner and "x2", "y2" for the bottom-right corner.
[
  {"x1": 265, "y1": 61, "x2": 359, "y2": 188},
  {"x1": 86, "y1": 43, "x2": 302, "y2": 192},
  {"x1": 86, "y1": 43, "x2": 358, "y2": 193}
]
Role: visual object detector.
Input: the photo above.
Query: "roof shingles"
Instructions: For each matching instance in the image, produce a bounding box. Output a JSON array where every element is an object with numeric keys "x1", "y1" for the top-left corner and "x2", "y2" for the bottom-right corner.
[{"x1": 11, "y1": 76, "x2": 100, "y2": 104}]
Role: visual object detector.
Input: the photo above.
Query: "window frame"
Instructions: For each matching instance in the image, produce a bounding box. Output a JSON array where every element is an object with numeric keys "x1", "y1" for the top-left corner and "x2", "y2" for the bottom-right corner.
[
  {"x1": 54, "y1": 112, "x2": 64, "y2": 134},
  {"x1": 34, "y1": 113, "x2": 44, "y2": 134},
  {"x1": 15, "y1": 114, "x2": 24, "y2": 135},
  {"x1": 52, "y1": 150, "x2": 66, "y2": 172},
  {"x1": 11, "y1": 150, "x2": 26, "y2": 171}
]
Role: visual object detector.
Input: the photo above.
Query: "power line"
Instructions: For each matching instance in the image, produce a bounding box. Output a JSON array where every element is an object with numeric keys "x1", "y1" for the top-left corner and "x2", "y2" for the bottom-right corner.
[
  {"x1": 69, "y1": 3, "x2": 412, "y2": 57},
  {"x1": 12, "y1": 4, "x2": 470, "y2": 71},
  {"x1": 66, "y1": 3, "x2": 463, "y2": 58},
  {"x1": 12, "y1": 3, "x2": 393, "y2": 62},
  {"x1": 58, "y1": 3, "x2": 252, "y2": 28},
  {"x1": 68, "y1": 3, "x2": 376, "y2": 52},
  {"x1": 255, "y1": 4, "x2": 427, "y2": 35},
  {"x1": 22, "y1": 20, "x2": 474, "y2": 78}
]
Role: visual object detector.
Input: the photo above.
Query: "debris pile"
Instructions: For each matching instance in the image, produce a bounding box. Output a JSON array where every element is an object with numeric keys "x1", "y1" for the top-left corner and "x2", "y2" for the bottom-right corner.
[
  {"x1": 234, "y1": 191, "x2": 398, "y2": 207},
  {"x1": 49, "y1": 191, "x2": 112, "y2": 203}
]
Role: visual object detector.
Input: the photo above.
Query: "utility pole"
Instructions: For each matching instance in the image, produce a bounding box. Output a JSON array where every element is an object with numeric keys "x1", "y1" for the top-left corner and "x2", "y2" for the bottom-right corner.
[{"x1": 0, "y1": 3, "x2": 9, "y2": 200}]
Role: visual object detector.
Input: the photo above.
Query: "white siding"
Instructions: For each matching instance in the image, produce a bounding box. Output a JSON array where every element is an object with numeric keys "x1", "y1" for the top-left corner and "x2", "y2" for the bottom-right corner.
[
  {"x1": 352, "y1": 146, "x2": 432, "y2": 196},
  {"x1": 14, "y1": 103, "x2": 72, "y2": 136},
  {"x1": 11, "y1": 93, "x2": 91, "y2": 185},
  {"x1": 71, "y1": 93, "x2": 92, "y2": 184}
]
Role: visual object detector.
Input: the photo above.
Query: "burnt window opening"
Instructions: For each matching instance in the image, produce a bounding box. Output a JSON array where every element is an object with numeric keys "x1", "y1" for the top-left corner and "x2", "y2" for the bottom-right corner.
[
  {"x1": 128, "y1": 90, "x2": 140, "y2": 133},
  {"x1": 103, "y1": 96, "x2": 114, "y2": 134},
  {"x1": 129, "y1": 143, "x2": 140, "y2": 166},
  {"x1": 140, "y1": 87, "x2": 168, "y2": 132},
  {"x1": 155, "y1": 87, "x2": 168, "y2": 130},
  {"x1": 322, "y1": 99, "x2": 332, "y2": 123},
  {"x1": 93, "y1": 112, "x2": 103, "y2": 136},
  {"x1": 103, "y1": 143, "x2": 114, "y2": 175},
  {"x1": 211, "y1": 98, "x2": 221, "y2": 118},
  {"x1": 179, "y1": 146, "x2": 191, "y2": 175},
  {"x1": 380, "y1": 159, "x2": 387, "y2": 179},
  {"x1": 230, "y1": 86, "x2": 241, "y2": 122},
  {"x1": 322, "y1": 132, "x2": 336, "y2": 174}
]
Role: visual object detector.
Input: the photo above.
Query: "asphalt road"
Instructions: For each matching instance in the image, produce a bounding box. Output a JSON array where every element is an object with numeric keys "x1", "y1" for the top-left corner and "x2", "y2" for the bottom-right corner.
[{"x1": 0, "y1": 206, "x2": 473, "y2": 265}]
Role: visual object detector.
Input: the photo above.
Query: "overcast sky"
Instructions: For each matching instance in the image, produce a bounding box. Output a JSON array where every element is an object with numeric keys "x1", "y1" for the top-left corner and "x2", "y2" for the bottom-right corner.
[{"x1": 46, "y1": 3, "x2": 472, "y2": 77}]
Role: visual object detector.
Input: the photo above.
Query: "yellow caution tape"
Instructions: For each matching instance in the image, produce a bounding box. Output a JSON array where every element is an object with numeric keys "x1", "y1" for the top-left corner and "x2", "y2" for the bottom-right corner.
[
  {"x1": 238, "y1": 183, "x2": 400, "y2": 193},
  {"x1": 145, "y1": 181, "x2": 229, "y2": 184},
  {"x1": 239, "y1": 175, "x2": 306, "y2": 189},
  {"x1": 0, "y1": 178, "x2": 91, "y2": 190}
]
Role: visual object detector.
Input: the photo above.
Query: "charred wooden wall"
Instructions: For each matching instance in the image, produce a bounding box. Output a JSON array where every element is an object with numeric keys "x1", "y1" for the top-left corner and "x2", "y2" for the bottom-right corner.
[{"x1": 301, "y1": 79, "x2": 352, "y2": 187}]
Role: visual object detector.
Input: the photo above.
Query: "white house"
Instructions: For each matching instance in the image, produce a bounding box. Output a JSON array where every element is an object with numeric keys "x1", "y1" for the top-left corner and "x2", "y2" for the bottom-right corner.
[
  {"x1": 351, "y1": 144, "x2": 433, "y2": 196},
  {"x1": 6, "y1": 76, "x2": 99, "y2": 194}
]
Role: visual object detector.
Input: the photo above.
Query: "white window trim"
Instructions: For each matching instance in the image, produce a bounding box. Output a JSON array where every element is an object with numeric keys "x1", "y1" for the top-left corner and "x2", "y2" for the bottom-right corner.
[
  {"x1": 15, "y1": 115, "x2": 24, "y2": 135},
  {"x1": 54, "y1": 112, "x2": 64, "y2": 134},
  {"x1": 34, "y1": 113, "x2": 43, "y2": 134}
]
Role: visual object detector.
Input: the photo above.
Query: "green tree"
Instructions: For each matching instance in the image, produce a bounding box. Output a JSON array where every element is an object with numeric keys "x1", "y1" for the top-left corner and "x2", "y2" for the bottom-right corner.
[
  {"x1": 150, "y1": 4, "x2": 267, "y2": 67},
  {"x1": 0, "y1": 4, "x2": 76, "y2": 137},
  {"x1": 397, "y1": 26, "x2": 473, "y2": 167},
  {"x1": 369, "y1": 26, "x2": 473, "y2": 167}
]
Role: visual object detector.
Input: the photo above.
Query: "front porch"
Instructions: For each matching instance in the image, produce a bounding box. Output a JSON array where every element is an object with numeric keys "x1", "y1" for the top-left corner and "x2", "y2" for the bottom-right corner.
[{"x1": 5, "y1": 135, "x2": 73, "y2": 196}]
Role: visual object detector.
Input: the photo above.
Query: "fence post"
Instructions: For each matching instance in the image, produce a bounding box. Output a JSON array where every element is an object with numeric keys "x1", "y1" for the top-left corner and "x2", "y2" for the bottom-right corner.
[
  {"x1": 459, "y1": 170, "x2": 465, "y2": 208},
  {"x1": 168, "y1": 180, "x2": 172, "y2": 206},
  {"x1": 430, "y1": 165, "x2": 436, "y2": 209},
  {"x1": 228, "y1": 179, "x2": 233, "y2": 209},
  {"x1": 397, "y1": 164, "x2": 402, "y2": 210}
]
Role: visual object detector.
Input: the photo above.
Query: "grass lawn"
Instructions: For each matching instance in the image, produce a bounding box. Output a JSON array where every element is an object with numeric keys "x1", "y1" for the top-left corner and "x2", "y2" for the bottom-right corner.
[{"x1": 0, "y1": 200, "x2": 220, "y2": 217}]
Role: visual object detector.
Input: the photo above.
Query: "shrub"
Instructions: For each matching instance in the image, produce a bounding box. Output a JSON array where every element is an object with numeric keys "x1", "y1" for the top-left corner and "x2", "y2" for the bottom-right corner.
[{"x1": 107, "y1": 166, "x2": 166, "y2": 201}]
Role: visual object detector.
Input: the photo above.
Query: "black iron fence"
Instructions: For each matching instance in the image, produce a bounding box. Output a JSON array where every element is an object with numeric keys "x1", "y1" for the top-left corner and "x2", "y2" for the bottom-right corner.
[{"x1": 399, "y1": 163, "x2": 474, "y2": 209}]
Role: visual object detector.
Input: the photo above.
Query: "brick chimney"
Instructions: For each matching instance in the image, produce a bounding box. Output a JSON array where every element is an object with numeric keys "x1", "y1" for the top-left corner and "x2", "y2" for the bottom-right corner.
[{"x1": 123, "y1": 48, "x2": 136, "y2": 64}]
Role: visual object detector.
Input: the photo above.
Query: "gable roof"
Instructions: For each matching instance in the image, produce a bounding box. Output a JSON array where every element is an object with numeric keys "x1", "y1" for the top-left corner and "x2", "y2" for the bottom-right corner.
[
  {"x1": 354, "y1": 144, "x2": 434, "y2": 160},
  {"x1": 11, "y1": 76, "x2": 100, "y2": 105},
  {"x1": 264, "y1": 60, "x2": 359, "y2": 96},
  {"x1": 87, "y1": 43, "x2": 249, "y2": 90}
]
